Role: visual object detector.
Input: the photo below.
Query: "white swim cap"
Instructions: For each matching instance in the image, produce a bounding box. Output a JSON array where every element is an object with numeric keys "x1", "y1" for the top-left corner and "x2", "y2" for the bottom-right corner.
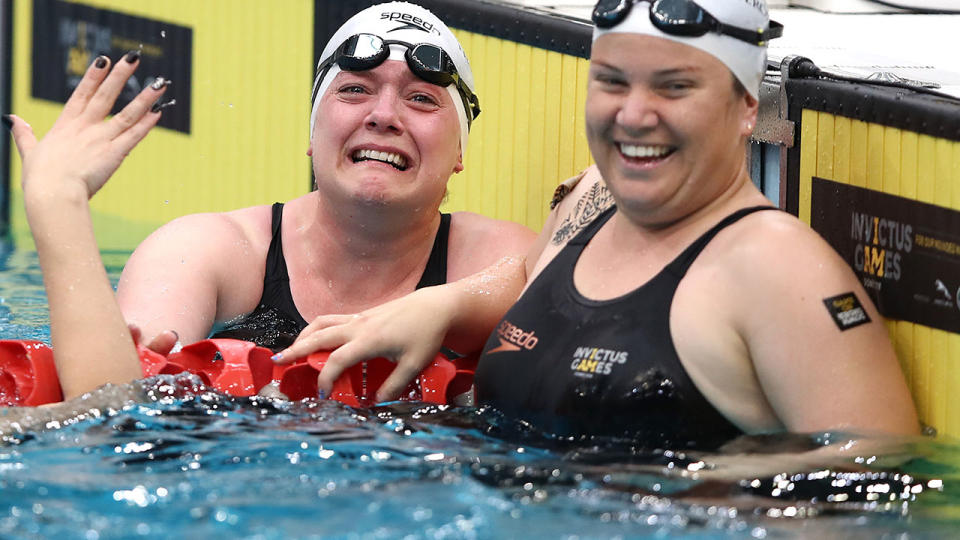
[
  {"x1": 592, "y1": 0, "x2": 773, "y2": 99},
  {"x1": 310, "y1": 2, "x2": 476, "y2": 156}
]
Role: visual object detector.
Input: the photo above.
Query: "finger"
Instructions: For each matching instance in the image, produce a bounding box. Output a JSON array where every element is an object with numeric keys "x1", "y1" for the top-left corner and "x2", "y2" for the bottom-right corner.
[
  {"x1": 294, "y1": 314, "x2": 358, "y2": 344},
  {"x1": 82, "y1": 50, "x2": 142, "y2": 121},
  {"x1": 375, "y1": 354, "x2": 427, "y2": 403},
  {"x1": 316, "y1": 340, "x2": 379, "y2": 397},
  {"x1": 127, "y1": 323, "x2": 142, "y2": 345},
  {"x1": 272, "y1": 325, "x2": 351, "y2": 365},
  {"x1": 58, "y1": 55, "x2": 111, "y2": 121},
  {"x1": 105, "y1": 76, "x2": 169, "y2": 140},
  {"x1": 146, "y1": 330, "x2": 179, "y2": 356},
  {"x1": 5, "y1": 115, "x2": 37, "y2": 161},
  {"x1": 111, "y1": 99, "x2": 163, "y2": 151}
]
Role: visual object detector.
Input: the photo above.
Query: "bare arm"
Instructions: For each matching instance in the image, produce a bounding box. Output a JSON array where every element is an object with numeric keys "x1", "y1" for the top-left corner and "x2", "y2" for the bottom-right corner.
[
  {"x1": 117, "y1": 209, "x2": 263, "y2": 346},
  {"x1": 729, "y1": 216, "x2": 919, "y2": 435},
  {"x1": 9, "y1": 53, "x2": 168, "y2": 399}
]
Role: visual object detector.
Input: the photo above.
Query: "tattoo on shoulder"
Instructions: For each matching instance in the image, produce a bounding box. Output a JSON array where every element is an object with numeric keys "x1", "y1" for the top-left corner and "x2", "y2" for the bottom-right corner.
[
  {"x1": 551, "y1": 182, "x2": 614, "y2": 245},
  {"x1": 823, "y1": 292, "x2": 872, "y2": 331}
]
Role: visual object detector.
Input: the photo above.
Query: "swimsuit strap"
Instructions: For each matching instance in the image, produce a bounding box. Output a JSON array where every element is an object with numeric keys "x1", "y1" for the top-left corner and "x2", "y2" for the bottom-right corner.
[
  {"x1": 415, "y1": 213, "x2": 450, "y2": 289},
  {"x1": 668, "y1": 205, "x2": 780, "y2": 278},
  {"x1": 260, "y1": 202, "x2": 309, "y2": 327},
  {"x1": 264, "y1": 202, "x2": 289, "y2": 290}
]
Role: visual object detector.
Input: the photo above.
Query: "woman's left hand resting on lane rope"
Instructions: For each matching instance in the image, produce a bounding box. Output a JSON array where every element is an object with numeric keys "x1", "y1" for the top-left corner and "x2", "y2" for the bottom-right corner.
[
  {"x1": 273, "y1": 286, "x2": 457, "y2": 403},
  {"x1": 7, "y1": 51, "x2": 172, "y2": 399},
  {"x1": 273, "y1": 256, "x2": 528, "y2": 402}
]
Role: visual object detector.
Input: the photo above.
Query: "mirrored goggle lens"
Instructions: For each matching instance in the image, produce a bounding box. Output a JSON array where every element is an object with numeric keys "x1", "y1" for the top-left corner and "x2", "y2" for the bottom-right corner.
[
  {"x1": 407, "y1": 44, "x2": 454, "y2": 85},
  {"x1": 592, "y1": 0, "x2": 630, "y2": 28},
  {"x1": 651, "y1": 0, "x2": 711, "y2": 37},
  {"x1": 338, "y1": 34, "x2": 389, "y2": 70}
]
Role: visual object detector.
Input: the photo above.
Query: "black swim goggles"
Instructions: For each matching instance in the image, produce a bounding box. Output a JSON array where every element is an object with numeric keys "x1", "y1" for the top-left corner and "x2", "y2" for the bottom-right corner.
[
  {"x1": 313, "y1": 33, "x2": 481, "y2": 123},
  {"x1": 592, "y1": 0, "x2": 783, "y2": 46}
]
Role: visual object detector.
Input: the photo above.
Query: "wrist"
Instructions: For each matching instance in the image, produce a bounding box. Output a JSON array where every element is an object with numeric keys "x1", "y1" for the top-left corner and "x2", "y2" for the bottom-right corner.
[{"x1": 23, "y1": 179, "x2": 89, "y2": 208}]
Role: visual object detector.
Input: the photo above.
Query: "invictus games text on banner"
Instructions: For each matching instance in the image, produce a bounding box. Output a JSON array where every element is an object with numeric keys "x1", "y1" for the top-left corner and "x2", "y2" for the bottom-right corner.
[
  {"x1": 32, "y1": 0, "x2": 193, "y2": 134},
  {"x1": 811, "y1": 176, "x2": 960, "y2": 334}
]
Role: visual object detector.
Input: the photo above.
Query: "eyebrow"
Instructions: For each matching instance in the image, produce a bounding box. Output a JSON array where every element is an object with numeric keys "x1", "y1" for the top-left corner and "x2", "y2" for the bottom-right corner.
[{"x1": 591, "y1": 61, "x2": 704, "y2": 77}]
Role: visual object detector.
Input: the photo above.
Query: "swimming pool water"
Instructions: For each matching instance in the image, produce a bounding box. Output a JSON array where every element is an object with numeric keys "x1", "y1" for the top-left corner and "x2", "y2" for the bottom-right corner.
[{"x1": 0, "y1": 242, "x2": 958, "y2": 539}]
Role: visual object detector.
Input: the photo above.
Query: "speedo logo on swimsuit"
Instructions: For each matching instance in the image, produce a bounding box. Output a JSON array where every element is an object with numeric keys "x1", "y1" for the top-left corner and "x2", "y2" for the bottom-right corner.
[
  {"x1": 380, "y1": 12, "x2": 441, "y2": 35},
  {"x1": 570, "y1": 346, "x2": 628, "y2": 377},
  {"x1": 486, "y1": 320, "x2": 538, "y2": 353}
]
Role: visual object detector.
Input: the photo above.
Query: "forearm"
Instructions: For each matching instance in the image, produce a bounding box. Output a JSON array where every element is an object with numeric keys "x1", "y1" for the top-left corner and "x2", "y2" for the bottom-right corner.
[
  {"x1": 24, "y1": 185, "x2": 141, "y2": 399},
  {"x1": 439, "y1": 255, "x2": 527, "y2": 354}
]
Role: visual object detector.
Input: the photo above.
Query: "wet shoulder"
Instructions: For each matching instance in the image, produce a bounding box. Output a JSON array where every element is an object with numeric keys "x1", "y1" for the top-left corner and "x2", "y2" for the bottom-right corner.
[
  {"x1": 446, "y1": 211, "x2": 536, "y2": 280},
  {"x1": 692, "y1": 207, "x2": 862, "y2": 296}
]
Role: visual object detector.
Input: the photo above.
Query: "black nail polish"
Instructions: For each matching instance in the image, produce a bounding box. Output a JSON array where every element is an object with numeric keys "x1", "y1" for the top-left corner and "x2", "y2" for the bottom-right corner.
[
  {"x1": 150, "y1": 77, "x2": 169, "y2": 90},
  {"x1": 2, "y1": 115, "x2": 12, "y2": 131},
  {"x1": 124, "y1": 50, "x2": 141, "y2": 63},
  {"x1": 151, "y1": 99, "x2": 176, "y2": 113},
  {"x1": 94, "y1": 56, "x2": 107, "y2": 69}
]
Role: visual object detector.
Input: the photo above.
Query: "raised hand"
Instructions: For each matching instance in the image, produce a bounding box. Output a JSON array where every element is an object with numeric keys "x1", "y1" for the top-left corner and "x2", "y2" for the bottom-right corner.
[
  {"x1": 8, "y1": 51, "x2": 170, "y2": 200},
  {"x1": 4, "y1": 51, "x2": 172, "y2": 399}
]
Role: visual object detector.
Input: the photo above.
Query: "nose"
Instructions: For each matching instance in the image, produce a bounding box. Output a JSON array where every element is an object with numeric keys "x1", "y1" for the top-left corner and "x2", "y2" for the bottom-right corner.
[
  {"x1": 364, "y1": 89, "x2": 404, "y2": 135},
  {"x1": 615, "y1": 87, "x2": 659, "y2": 134}
]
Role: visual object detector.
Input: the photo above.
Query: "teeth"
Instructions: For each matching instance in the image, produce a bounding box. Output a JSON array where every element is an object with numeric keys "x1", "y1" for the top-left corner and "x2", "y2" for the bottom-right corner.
[
  {"x1": 353, "y1": 149, "x2": 407, "y2": 170},
  {"x1": 619, "y1": 144, "x2": 671, "y2": 158}
]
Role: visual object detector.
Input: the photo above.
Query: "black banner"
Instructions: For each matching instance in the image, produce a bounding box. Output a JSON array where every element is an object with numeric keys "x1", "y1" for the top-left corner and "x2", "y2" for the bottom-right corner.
[
  {"x1": 31, "y1": 0, "x2": 192, "y2": 133},
  {"x1": 811, "y1": 176, "x2": 960, "y2": 334}
]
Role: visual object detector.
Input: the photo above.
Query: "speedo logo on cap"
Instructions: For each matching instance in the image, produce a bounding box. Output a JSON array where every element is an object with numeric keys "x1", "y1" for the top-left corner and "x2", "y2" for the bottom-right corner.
[
  {"x1": 380, "y1": 12, "x2": 441, "y2": 35},
  {"x1": 486, "y1": 320, "x2": 538, "y2": 354},
  {"x1": 741, "y1": 0, "x2": 769, "y2": 16}
]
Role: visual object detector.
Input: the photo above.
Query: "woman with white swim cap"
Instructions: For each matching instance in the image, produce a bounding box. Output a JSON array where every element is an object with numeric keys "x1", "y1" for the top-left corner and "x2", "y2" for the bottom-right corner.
[
  {"x1": 5, "y1": 3, "x2": 534, "y2": 399},
  {"x1": 281, "y1": 0, "x2": 918, "y2": 445}
]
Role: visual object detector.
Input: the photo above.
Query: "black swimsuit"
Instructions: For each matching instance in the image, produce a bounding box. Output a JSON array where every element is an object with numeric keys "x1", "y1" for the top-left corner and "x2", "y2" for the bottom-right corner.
[
  {"x1": 210, "y1": 203, "x2": 450, "y2": 351},
  {"x1": 475, "y1": 205, "x2": 777, "y2": 449}
]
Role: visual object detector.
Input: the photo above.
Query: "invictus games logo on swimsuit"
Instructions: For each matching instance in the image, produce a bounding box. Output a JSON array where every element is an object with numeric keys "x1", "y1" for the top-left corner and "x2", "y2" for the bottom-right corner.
[
  {"x1": 823, "y1": 292, "x2": 871, "y2": 331},
  {"x1": 486, "y1": 320, "x2": 538, "y2": 354},
  {"x1": 381, "y1": 11, "x2": 441, "y2": 35},
  {"x1": 569, "y1": 346, "x2": 628, "y2": 378},
  {"x1": 850, "y1": 211, "x2": 913, "y2": 290}
]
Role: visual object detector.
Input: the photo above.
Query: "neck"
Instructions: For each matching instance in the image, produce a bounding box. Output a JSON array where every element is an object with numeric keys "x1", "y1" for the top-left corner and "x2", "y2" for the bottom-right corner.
[
  {"x1": 614, "y1": 165, "x2": 767, "y2": 247},
  {"x1": 287, "y1": 193, "x2": 442, "y2": 300}
]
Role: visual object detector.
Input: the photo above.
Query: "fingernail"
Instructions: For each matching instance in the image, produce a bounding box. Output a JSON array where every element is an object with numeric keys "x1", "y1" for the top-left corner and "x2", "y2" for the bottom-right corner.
[
  {"x1": 171, "y1": 330, "x2": 180, "y2": 341},
  {"x1": 317, "y1": 389, "x2": 326, "y2": 400},
  {"x1": 124, "y1": 50, "x2": 141, "y2": 63},
  {"x1": 150, "y1": 98, "x2": 176, "y2": 113},
  {"x1": 2, "y1": 115, "x2": 11, "y2": 131},
  {"x1": 94, "y1": 56, "x2": 107, "y2": 69},
  {"x1": 150, "y1": 77, "x2": 168, "y2": 90},
  {"x1": 270, "y1": 353, "x2": 283, "y2": 363}
]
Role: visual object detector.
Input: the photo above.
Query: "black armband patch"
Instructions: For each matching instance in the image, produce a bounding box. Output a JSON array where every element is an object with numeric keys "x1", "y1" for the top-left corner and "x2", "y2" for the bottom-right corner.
[{"x1": 823, "y1": 293, "x2": 872, "y2": 331}]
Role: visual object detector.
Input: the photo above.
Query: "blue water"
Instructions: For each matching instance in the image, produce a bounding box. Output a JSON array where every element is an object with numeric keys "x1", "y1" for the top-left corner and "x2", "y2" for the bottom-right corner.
[{"x1": 0, "y1": 242, "x2": 958, "y2": 539}]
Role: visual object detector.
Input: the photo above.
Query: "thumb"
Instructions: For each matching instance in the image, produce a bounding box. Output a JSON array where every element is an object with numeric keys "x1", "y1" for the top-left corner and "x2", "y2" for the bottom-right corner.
[{"x1": 4, "y1": 114, "x2": 37, "y2": 161}]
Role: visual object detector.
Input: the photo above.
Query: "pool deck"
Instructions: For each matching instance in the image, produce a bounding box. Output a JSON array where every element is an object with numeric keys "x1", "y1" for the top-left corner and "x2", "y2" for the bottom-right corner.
[{"x1": 514, "y1": 0, "x2": 960, "y2": 97}]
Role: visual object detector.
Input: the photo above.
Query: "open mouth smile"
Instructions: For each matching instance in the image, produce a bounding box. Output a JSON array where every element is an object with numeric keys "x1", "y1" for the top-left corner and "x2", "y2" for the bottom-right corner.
[
  {"x1": 617, "y1": 143, "x2": 675, "y2": 163},
  {"x1": 351, "y1": 149, "x2": 409, "y2": 171}
]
